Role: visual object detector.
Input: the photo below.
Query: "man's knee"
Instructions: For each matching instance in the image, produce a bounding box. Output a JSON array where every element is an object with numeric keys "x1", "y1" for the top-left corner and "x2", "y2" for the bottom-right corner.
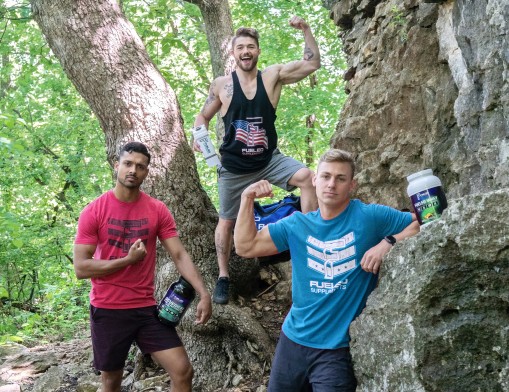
[
  {"x1": 171, "y1": 362, "x2": 194, "y2": 387},
  {"x1": 290, "y1": 167, "x2": 314, "y2": 188},
  {"x1": 101, "y1": 369, "x2": 123, "y2": 391},
  {"x1": 216, "y1": 218, "x2": 236, "y2": 234}
]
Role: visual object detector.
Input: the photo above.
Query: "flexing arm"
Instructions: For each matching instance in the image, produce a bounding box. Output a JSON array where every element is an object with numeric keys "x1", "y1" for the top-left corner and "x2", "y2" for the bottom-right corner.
[
  {"x1": 160, "y1": 237, "x2": 212, "y2": 325},
  {"x1": 73, "y1": 239, "x2": 147, "y2": 279},
  {"x1": 361, "y1": 217, "x2": 420, "y2": 274},
  {"x1": 277, "y1": 16, "x2": 321, "y2": 85},
  {"x1": 234, "y1": 180, "x2": 280, "y2": 258}
]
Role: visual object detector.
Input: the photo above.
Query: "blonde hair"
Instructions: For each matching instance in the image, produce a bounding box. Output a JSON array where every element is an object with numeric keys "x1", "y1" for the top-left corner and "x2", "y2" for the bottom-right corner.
[{"x1": 318, "y1": 149, "x2": 355, "y2": 179}]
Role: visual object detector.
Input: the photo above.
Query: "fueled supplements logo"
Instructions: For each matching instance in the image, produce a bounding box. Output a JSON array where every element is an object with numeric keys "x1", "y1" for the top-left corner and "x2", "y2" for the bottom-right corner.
[
  {"x1": 232, "y1": 117, "x2": 268, "y2": 155},
  {"x1": 307, "y1": 232, "x2": 356, "y2": 294}
]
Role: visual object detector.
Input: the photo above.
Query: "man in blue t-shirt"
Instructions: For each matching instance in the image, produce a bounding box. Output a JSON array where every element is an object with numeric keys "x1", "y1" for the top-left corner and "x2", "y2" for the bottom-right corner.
[{"x1": 234, "y1": 148, "x2": 420, "y2": 391}]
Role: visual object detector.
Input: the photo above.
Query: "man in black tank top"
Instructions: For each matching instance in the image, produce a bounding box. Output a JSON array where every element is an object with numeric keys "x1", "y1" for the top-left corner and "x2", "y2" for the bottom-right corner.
[{"x1": 193, "y1": 16, "x2": 321, "y2": 304}]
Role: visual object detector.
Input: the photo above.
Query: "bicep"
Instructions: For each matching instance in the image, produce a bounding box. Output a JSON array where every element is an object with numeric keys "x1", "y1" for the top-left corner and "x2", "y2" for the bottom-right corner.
[
  {"x1": 73, "y1": 244, "x2": 96, "y2": 262},
  {"x1": 251, "y1": 226, "x2": 280, "y2": 257},
  {"x1": 73, "y1": 244, "x2": 96, "y2": 278},
  {"x1": 277, "y1": 60, "x2": 318, "y2": 85},
  {"x1": 200, "y1": 80, "x2": 222, "y2": 120},
  {"x1": 160, "y1": 236, "x2": 188, "y2": 262}
]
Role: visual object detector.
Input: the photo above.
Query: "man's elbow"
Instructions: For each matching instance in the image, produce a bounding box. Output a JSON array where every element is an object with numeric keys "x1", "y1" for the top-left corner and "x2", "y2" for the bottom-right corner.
[
  {"x1": 73, "y1": 264, "x2": 89, "y2": 280},
  {"x1": 234, "y1": 243, "x2": 251, "y2": 258}
]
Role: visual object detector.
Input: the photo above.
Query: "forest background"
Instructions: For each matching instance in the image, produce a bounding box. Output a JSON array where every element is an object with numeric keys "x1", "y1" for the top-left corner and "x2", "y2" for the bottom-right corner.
[{"x1": 0, "y1": 0, "x2": 346, "y2": 345}]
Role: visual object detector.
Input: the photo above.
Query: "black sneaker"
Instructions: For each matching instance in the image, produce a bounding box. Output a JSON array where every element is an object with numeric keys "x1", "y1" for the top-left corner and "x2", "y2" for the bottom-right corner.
[{"x1": 213, "y1": 277, "x2": 230, "y2": 304}]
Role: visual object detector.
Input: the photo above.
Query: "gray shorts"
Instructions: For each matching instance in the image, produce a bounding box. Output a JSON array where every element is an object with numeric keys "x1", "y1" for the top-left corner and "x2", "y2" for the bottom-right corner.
[{"x1": 218, "y1": 150, "x2": 306, "y2": 220}]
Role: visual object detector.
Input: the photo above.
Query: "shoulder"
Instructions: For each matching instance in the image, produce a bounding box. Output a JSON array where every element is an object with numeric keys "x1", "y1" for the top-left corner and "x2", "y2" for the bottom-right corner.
[
  {"x1": 357, "y1": 200, "x2": 411, "y2": 221},
  {"x1": 261, "y1": 64, "x2": 284, "y2": 81},
  {"x1": 214, "y1": 74, "x2": 233, "y2": 90},
  {"x1": 142, "y1": 193, "x2": 169, "y2": 210},
  {"x1": 81, "y1": 191, "x2": 109, "y2": 213}
]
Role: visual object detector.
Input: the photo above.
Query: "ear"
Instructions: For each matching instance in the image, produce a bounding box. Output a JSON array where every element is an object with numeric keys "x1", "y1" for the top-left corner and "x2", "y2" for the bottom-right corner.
[
  {"x1": 349, "y1": 178, "x2": 357, "y2": 193},
  {"x1": 312, "y1": 172, "x2": 317, "y2": 187}
]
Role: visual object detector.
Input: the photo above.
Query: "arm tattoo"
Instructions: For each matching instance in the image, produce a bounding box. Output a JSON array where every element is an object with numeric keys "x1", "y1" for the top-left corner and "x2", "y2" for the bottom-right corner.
[
  {"x1": 201, "y1": 81, "x2": 217, "y2": 112},
  {"x1": 224, "y1": 82, "x2": 233, "y2": 99},
  {"x1": 304, "y1": 46, "x2": 315, "y2": 61}
]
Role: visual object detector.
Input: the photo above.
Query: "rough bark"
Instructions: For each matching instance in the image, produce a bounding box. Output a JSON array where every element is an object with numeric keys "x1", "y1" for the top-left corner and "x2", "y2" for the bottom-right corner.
[
  {"x1": 184, "y1": 0, "x2": 235, "y2": 143},
  {"x1": 31, "y1": 0, "x2": 272, "y2": 389}
]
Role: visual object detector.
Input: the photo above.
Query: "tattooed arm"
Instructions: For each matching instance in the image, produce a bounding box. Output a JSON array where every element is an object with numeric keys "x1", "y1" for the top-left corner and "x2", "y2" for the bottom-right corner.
[
  {"x1": 193, "y1": 78, "x2": 225, "y2": 151},
  {"x1": 194, "y1": 78, "x2": 223, "y2": 129},
  {"x1": 276, "y1": 16, "x2": 321, "y2": 85}
]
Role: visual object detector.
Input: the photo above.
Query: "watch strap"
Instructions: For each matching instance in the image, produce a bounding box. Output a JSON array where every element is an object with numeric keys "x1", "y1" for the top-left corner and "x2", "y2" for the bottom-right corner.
[{"x1": 384, "y1": 235, "x2": 396, "y2": 246}]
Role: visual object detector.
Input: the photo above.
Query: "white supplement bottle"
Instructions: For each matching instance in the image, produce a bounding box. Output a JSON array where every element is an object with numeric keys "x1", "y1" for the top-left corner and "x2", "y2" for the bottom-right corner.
[
  {"x1": 193, "y1": 125, "x2": 220, "y2": 167},
  {"x1": 406, "y1": 169, "x2": 448, "y2": 225}
]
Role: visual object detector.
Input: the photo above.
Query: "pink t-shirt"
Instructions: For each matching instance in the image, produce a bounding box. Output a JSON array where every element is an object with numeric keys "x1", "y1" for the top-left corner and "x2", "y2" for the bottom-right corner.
[{"x1": 75, "y1": 190, "x2": 178, "y2": 309}]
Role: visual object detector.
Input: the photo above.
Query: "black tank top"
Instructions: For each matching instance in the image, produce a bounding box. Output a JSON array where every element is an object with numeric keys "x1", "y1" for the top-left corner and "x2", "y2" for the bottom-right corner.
[{"x1": 220, "y1": 71, "x2": 277, "y2": 174}]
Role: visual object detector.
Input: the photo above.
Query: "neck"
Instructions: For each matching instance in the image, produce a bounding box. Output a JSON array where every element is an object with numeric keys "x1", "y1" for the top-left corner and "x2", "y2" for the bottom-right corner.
[
  {"x1": 113, "y1": 184, "x2": 141, "y2": 203},
  {"x1": 319, "y1": 199, "x2": 351, "y2": 220},
  {"x1": 236, "y1": 67, "x2": 258, "y2": 80}
]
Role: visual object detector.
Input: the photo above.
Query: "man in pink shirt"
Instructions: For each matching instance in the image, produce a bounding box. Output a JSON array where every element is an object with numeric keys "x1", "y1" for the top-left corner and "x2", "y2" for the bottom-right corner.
[{"x1": 74, "y1": 142, "x2": 211, "y2": 392}]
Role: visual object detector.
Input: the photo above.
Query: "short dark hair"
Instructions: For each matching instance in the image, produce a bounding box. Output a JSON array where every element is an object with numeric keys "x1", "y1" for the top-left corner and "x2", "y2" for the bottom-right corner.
[
  {"x1": 118, "y1": 142, "x2": 151, "y2": 165},
  {"x1": 232, "y1": 27, "x2": 260, "y2": 48},
  {"x1": 318, "y1": 149, "x2": 356, "y2": 179}
]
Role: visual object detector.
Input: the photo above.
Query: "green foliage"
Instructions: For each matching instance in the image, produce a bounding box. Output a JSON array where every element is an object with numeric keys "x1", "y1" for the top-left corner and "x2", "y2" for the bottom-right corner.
[
  {"x1": 390, "y1": 5, "x2": 408, "y2": 43},
  {"x1": 0, "y1": 0, "x2": 346, "y2": 343},
  {"x1": 0, "y1": 3, "x2": 111, "y2": 344}
]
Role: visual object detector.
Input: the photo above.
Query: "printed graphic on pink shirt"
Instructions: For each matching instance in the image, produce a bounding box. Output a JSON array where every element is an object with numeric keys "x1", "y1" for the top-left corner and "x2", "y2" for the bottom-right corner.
[{"x1": 107, "y1": 217, "x2": 149, "y2": 256}]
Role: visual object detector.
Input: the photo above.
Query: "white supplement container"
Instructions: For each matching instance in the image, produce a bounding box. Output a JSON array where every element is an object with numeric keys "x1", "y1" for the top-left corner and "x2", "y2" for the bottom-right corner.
[
  {"x1": 193, "y1": 125, "x2": 220, "y2": 167},
  {"x1": 406, "y1": 169, "x2": 448, "y2": 225}
]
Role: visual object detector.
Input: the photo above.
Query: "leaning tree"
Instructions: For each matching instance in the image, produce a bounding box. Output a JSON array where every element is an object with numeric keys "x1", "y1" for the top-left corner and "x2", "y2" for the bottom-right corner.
[{"x1": 32, "y1": 0, "x2": 274, "y2": 389}]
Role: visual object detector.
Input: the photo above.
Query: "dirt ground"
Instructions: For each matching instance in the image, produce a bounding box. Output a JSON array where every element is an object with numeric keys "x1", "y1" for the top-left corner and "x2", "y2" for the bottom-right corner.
[{"x1": 1, "y1": 262, "x2": 290, "y2": 392}]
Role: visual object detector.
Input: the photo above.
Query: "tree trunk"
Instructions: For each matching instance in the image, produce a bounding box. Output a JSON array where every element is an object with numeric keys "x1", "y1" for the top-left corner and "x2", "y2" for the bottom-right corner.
[
  {"x1": 185, "y1": 0, "x2": 235, "y2": 143},
  {"x1": 32, "y1": 0, "x2": 272, "y2": 390}
]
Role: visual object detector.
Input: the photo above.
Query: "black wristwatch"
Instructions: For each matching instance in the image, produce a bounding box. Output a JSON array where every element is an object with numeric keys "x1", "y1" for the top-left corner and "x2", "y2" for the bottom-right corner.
[{"x1": 384, "y1": 235, "x2": 396, "y2": 246}]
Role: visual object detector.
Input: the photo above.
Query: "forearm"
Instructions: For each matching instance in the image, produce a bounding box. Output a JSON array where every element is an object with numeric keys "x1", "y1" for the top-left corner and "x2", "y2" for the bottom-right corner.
[
  {"x1": 173, "y1": 257, "x2": 210, "y2": 299},
  {"x1": 393, "y1": 220, "x2": 420, "y2": 242},
  {"x1": 234, "y1": 195, "x2": 259, "y2": 257},
  {"x1": 74, "y1": 257, "x2": 130, "y2": 279},
  {"x1": 302, "y1": 26, "x2": 320, "y2": 68},
  {"x1": 194, "y1": 112, "x2": 210, "y2": 129}
]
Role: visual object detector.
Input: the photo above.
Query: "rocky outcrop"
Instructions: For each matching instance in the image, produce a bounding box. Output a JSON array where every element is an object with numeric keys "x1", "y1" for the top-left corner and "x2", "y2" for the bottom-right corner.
[
  {"x1": 328, "y1": 0, "x2": 508, "y2": 209},
  {"x1": 326, "y1": 1, "x2": 508, "y2": 391},
  {"x1": 350, "y1": 189, "x2": 509, "y2": 391}
]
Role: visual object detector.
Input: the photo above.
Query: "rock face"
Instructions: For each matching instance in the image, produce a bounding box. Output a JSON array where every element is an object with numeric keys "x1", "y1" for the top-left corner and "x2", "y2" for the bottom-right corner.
[
  {"x1": 328, "y1": 0, "x2": 508, "y2": 209},
  {"x1": 350, "y1": 189, "x2": 509, "y2": 391},
  {"x1": 327, "y1": 1, "x2": 508, "y2": 391}
]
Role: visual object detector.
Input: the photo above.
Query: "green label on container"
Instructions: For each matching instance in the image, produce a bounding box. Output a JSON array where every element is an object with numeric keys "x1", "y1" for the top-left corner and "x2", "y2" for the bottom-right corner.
[{"x1": 410, "y1": 186, "x2": 447, "y2": 225}]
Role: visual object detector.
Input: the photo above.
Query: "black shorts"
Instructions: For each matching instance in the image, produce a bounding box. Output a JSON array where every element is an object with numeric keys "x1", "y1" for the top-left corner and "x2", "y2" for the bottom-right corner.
[
  {"x1": 90, "y1": 305, "x2": 183, "y2": 371},
  {"x1": 268, "y1": 332, "x2": 357, "y2": 392}
]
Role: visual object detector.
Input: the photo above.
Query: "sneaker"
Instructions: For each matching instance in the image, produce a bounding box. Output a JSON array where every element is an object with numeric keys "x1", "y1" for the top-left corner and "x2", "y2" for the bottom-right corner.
[{"x1": 213, "y1": 277, "x2": 230, "y2": 304}]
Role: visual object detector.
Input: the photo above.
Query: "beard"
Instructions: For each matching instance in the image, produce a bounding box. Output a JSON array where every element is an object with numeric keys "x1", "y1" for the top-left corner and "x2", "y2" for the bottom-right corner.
[{"x1": 235, "y1": 56, "x2": 258, "y2": 72}]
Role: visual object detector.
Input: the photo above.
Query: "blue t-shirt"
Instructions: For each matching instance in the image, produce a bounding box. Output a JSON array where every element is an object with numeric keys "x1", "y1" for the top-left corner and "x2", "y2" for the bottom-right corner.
[{"x1": 268, "y1": 199, "x2": 412, "y2": 349}]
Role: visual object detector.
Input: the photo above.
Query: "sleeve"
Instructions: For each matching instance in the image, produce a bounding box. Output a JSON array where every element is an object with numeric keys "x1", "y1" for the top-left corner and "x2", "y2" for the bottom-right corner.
[
  {"x1": 267, "y1": 214, "x2": 294, "y2": 253},
  {"x1": 74, "y1": 204, "x2": 99, "y2": 245},
  {"x1": 372, "y1": 204, "x2": 413, "y2": 237},
  {"x1": 157, "y1": 202, "x2": 179, "y2": 241}
]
